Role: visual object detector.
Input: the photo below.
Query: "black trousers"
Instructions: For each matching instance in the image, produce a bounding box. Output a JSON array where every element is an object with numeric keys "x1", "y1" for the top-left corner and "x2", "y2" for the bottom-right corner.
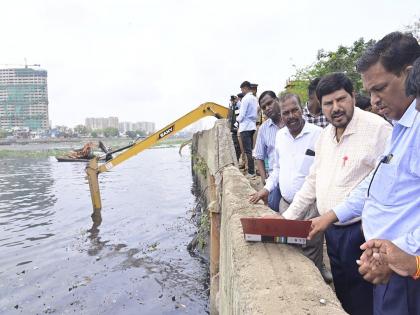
[
  {"x1": 231, "y1": 131, "x2": 241, "y2": 162},
  {"x1": 325, "y1": 222, "x2": 373, "y2": 315},
  {"x1": 240, "y1": 130, "x2": 255, "y2": 174},
  {"x1": 374, "y1": 273, "x2": 420, "y2": 315}
]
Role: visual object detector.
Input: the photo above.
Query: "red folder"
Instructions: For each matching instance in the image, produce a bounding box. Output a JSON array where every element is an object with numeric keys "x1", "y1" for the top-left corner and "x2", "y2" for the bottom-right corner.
[{"x1": 240, "y1": 216, "x2": 311, "y2": 238}]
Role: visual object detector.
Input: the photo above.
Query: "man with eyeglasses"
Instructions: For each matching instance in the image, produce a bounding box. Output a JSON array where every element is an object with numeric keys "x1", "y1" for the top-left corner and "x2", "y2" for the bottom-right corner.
[{"x1": 309, "y1": 32, "x2": 420, "y2": 315}]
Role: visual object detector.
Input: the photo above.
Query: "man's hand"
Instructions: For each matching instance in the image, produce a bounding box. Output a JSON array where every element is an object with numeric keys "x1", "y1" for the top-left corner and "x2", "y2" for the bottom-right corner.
[
  {"x1": 357, "y1": 250, "x2": 392, "y2": 284},
  {"x1": 359, "y1": 239, "x2": 417, "y2": 279},
  {"x1": 307, "y1": 210, "x2": 338, "y2": 240},
  {"x1": 249, "y1": 188, "x2": 269, "y2": 205}
]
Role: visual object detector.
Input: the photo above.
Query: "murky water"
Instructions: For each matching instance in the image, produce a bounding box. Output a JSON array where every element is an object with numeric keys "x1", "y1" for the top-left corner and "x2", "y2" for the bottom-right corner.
[{"x1": 0, "y1": 147, "x2": 208, "y2": 314}]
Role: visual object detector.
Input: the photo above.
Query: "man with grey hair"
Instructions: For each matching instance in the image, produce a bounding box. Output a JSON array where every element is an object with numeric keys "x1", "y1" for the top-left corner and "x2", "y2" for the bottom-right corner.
[{"x1": 250, "y1": 93, "x2": 332, "y2": 283}]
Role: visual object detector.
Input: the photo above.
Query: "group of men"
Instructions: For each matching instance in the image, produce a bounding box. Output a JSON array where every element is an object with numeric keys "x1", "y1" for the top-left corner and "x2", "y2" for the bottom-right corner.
[{"x1": 239, "y1": 31, "x2": 419, "y2": 315}]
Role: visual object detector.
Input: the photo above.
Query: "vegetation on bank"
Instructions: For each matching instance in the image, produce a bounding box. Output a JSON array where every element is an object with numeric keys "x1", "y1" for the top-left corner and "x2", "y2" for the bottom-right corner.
[{"x1": 0, "y1": 138, "x2": 191, "y2": 158}]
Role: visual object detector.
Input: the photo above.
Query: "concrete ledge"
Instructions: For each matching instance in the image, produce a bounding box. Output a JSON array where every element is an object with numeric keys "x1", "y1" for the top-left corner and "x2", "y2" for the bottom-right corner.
[
  {"x1": 219, "y1": 166, "x2": 346, "y2": 315},
  {"x1": 192, "y1": 120, "x2": 346, "y2": 314}
]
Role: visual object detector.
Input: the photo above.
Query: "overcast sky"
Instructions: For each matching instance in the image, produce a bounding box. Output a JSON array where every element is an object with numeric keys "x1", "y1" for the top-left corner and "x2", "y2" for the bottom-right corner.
[{"x1": 0, "y1": 0, "x2": 419, "y2": 129}]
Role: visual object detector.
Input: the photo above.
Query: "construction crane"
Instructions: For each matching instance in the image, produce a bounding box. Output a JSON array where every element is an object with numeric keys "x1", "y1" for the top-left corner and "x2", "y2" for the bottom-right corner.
[{"x1": 0, "y1": 58, "x2": 40, "y2": 68}]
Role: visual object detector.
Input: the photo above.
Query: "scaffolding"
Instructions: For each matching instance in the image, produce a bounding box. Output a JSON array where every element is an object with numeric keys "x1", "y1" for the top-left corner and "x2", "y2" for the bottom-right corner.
[{"x1": 0, "y1": 68, "x2": 49, "y2": 131}]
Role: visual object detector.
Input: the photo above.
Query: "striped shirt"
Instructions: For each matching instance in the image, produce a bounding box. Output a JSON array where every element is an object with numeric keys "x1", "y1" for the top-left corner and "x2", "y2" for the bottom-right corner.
[
  {"x1": 303, "y1": 106, "x2": 329, "y2": 128},
  {"x1": 253, "y1": 118, "x2": 283, "y2": 174},
  {"x1": 282, "y1": 107, "x2": 392, "y2": 225}
]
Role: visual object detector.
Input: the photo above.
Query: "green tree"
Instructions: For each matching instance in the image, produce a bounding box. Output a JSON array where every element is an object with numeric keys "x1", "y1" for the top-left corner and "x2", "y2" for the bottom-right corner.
[
  {"x1": 405, "y1": 17, "x2": 420, "y2": 40},
  {"x1": 125, "y1": 130, "x2": 137, "y2": 139},
  {"x1": 285, "y1": 38, "x2": 375, "y2": 103},
  {"x1": 91, "y1": 130, "x2": 98, "y2": 138},
  {"x1": 0, "y1": 129, "x2": 8, "y2": 138},
  {"x1": 103, "y1": 127, "x2": 119, "y2": 137},
  {"x1": 74, "y1": 124, "x2": 89, "y2": 136}
]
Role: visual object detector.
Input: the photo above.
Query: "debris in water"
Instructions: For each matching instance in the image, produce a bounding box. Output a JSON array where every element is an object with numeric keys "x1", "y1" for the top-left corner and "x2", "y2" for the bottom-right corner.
[{"x1": 175, "y1": 303, "x2": 186, "y2": 309}]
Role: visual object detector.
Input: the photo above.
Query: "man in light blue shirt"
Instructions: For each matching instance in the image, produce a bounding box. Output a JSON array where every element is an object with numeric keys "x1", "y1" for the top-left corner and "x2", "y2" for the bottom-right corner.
[
  {"x1": 308, "y1": 32, "x2": 420, "y2": 315},
  {"x1": 253, "y1": 90, "x2": 283, "y2": 211},
  {"x1": 237, "y1": 81, "x2": 258, "y2": 177}
]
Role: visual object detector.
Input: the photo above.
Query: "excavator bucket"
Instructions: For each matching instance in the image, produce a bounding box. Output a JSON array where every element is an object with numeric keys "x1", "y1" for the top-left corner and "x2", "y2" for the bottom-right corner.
[{"x1": 85, "y1": 157, "x2": 102, "y2": 210}]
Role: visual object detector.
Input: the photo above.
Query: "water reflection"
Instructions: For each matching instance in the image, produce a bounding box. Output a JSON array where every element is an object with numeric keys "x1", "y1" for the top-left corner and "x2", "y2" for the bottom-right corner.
[
  {"x1": 0, "y1": 148, "x2": 209, "y2": 314},
  {"x1": 0, "y1": 158, "x2": 57, "y2": 248}
]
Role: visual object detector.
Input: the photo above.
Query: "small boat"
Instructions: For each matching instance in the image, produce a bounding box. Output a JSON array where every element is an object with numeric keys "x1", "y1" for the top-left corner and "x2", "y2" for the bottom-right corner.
[
  {"x1": 56, "y1": 141, "x2": 109, "y2": 162},
  {"x1": 55, "y1": 155, "x2": 105, "y2": 162}
]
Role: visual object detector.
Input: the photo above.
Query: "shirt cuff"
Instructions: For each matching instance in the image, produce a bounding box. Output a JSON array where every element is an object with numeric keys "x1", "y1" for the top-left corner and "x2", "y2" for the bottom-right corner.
[
  {"x1": 282, "y1": 208, "x2": 297, "y2": 220},
  {"x1": 392, "y1": 233, "x2": 420, "y2": 256},
  {"x1": 264, "y1": 181, "x2": 274, "y2": 193},
  {"x1": 333, "y1": 203, "x2": 354, "y2": 223},
  {"x1": 253, "y1": 153, "x2": 265, "y2": 160}
]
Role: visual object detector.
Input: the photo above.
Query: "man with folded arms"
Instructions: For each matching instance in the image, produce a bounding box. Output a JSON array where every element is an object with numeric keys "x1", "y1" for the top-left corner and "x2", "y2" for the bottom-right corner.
[
  {"x1": 308, "y1": 32, "x2": 420, "y2": 315},
  {"x1": 280, "y1": 73, "x2": 391, "y2": 315}
]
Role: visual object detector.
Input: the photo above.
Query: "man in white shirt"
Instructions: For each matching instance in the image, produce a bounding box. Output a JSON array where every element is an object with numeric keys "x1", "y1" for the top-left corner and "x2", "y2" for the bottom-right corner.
[
  {"x1": 280, "y1": 73, "x2": 392, "y2": 315},
  {"x1": 237, "y1": 81, "x2": 258, "y2": 177},
  {"x1": 249, "y1": 93, "x2": 332, "y2": 282}
]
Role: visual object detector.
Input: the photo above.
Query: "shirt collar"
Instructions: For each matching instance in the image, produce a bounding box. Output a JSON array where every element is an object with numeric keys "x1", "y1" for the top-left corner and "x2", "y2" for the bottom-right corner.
[
  {"x1": 267, "y1": 118, "x2": 282, "y2": 128},
  {"x1": 395, "y1": 100, "x2": 417, "y2": 128},
  {"x1": 329, "y1": 106, "x2": 360, "y2": 140},
  {"x1": 303, "y1": 106, "x2": 320, "y2": 118},
  {"x1": 284, "y1": 120, "x2": 311, "y2": 139}
]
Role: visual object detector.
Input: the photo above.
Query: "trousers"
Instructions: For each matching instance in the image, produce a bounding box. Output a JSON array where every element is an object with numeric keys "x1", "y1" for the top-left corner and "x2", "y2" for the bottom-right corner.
[
  {"x1": 279, "y1": 198, "x2": 323, "y2": 270},
  {"x1": 373, "y1": 273, "x2": 420, "y2": 315},
  {"x1": 240, "y1": 130, "x2": 255, "y2": 174},
  {"x1": 325, "y1": 222, "x2": 373, "y2": 315}
]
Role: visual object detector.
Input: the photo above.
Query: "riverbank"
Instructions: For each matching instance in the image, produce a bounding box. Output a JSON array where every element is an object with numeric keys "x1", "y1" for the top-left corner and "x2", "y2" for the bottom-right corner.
[{"x1": 0, "y1": 137, "x2": 191, "y2": 158}]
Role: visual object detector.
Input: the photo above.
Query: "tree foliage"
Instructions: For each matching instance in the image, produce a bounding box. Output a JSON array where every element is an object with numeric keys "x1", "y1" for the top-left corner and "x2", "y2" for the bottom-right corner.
[
  {"x1": 285, "y1": 38, "x2": 375, "y2": 103},
  {"x1": 102, "y1": 127, "x2": 119, "y2": 137},
  {"x1": 405, "y1": 17, "x2": 420, "y2": 41},
  {"x1": 125, "y1": 130, "x2": 146, "y2": 139},
  {"x1": 74, "y1": 124, "x2": 89, "y2": 135}
]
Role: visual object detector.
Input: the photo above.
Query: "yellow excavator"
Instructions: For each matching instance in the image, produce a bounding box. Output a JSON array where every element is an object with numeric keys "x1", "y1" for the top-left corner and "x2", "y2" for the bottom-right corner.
[{"x1": 85, "y1": 102, "x2": 229, "y2": 210}]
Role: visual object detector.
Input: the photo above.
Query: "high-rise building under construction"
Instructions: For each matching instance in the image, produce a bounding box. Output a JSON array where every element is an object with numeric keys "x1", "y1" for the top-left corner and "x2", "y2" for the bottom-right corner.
[{"x1": 0, "y1": 67, "x2": 49, "y2": 131}]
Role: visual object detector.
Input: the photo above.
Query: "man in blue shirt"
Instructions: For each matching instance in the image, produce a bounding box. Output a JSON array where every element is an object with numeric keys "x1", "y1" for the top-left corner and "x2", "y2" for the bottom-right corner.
[
  {"x1": 308, "y1": 32, "x2": 420, "y2": 315},
  {"x1": 253, "y1": 90, "x2": 283, "y2": 211}
]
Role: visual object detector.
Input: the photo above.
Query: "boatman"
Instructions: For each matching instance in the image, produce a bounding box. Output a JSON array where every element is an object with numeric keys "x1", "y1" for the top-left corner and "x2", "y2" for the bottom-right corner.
[{"x1": 309, "y1": 32, "x2": 420, "y2": 315}]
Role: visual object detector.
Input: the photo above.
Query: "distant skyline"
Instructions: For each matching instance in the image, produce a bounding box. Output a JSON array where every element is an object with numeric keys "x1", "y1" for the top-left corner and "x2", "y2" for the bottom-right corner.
[{"x1": 0, "y1": 1, "x2": 419, "y2": 129}]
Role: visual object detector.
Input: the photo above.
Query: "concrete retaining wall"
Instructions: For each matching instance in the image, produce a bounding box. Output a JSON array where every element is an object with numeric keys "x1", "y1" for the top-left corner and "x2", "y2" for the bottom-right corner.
[{"x1": 192, "y1": 120, "x2": 346, "y2": 315}]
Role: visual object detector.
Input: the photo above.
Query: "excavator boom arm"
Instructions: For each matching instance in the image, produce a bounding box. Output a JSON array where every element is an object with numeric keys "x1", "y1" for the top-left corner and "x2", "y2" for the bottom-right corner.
[{"x1": 86, "y1": 102, "x2": 229, "y2": 210}]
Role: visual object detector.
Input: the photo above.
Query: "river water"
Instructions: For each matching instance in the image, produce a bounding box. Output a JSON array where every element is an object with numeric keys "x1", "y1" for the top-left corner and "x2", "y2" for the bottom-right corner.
[{"x1": 0, "y1": 146, "x2": 209, "y2": 314}]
